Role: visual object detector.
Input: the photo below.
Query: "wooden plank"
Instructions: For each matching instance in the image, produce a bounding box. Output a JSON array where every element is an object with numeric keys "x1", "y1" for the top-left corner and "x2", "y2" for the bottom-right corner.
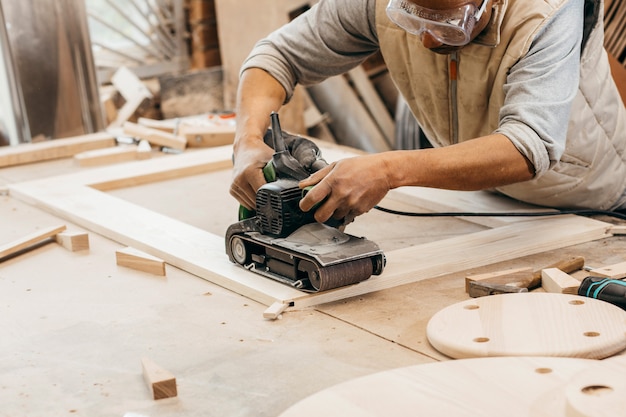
[
  {"x1": 541, "y1": 268, "x2": 581, "y2": 294},
  {"x1": 74, "y1": 145, "x2": 141, "y2": 167},
  {"x1": 116, "y1": 246, "x2": 166, "y2": 276},
  {"x1": 123, "y1": 122, "x2": 187, "y2": 151},
  {"x1": 0, "y1": 132, "x2": 116, "y2": 168},
  {"x1": 0, "y1": 225, "x2": 67, "y2": 259},
  {"x1": 178, "y1": 124, "x2": 235, "y2": 147},
  {"x1": 55, "y1": 231, "x2": 90, "y2": 252},
  {"x1": 141, "y1": 357, "x2": 177, "y2": 400},
  {"x1": 588, "y1": 261, "x2": 626, "y2": 279}
]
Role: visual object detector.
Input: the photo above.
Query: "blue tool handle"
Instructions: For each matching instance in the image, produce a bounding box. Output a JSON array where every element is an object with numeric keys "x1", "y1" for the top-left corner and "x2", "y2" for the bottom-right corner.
[{"x1": 578, "y1": 276, "x2": 626, "y2": 310}]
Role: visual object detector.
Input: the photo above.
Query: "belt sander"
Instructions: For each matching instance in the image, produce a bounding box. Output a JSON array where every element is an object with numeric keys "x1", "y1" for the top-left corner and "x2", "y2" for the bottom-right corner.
[{"x1": 225, "y1": 112, "x2": 385, "y2": 292}]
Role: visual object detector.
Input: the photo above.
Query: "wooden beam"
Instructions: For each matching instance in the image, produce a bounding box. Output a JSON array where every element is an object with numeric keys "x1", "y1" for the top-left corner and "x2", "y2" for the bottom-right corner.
[
  {"x1": 0, "y1": 225, "x2": 67, "y2": 260},
  {"x1": 0, "y1": 132, "x2": 116, "y2": 168},
  {"x1": 588, "y1": 261, "x2": 626, "y2": 279},
  {"x1": 123, "y1": 122, "x2": 187, "y2": 151},
  {"x1": 141, "y1": 357, "x2": 177, "y2": 400}
]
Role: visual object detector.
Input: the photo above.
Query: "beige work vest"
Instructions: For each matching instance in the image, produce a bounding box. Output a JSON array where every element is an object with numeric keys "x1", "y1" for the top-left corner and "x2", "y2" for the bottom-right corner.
[{"x1": 376, "y1": 0, "x2": 626, "y2": 210}]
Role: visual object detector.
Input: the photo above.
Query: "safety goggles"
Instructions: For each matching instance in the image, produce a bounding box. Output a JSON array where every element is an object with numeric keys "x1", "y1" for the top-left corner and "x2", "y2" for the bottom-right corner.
[{"x1": 386, "y1": 0, "x2": 489, "y2": 46}]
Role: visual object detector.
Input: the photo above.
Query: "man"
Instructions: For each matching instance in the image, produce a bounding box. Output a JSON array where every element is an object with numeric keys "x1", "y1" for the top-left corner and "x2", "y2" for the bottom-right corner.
[{"x1": 230, "y1": 0, "x2": 626, "y2": 225}]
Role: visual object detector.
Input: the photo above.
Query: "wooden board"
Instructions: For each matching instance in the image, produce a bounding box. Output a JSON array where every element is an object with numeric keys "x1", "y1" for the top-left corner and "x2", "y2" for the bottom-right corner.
[
  {"x1": 0, "y1": 132, "x2": 116, "y2": 168},
  {"x1": 279, "y1": 355, "x2": 626, "y2": 417},
  {"x1": 6, "y1": 144, "x2": 613, "y2": 312},
  {"x1": 426, "y1": 293, "x2": 626, "y2": 359}
]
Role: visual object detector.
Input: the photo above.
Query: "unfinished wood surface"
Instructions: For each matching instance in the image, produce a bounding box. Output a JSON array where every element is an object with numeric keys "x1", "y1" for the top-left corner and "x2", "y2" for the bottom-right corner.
[
  {"x1": 55, "y1": 231, "x2": 90, "y2": 252},
  {"x1": 541, "y1": 268, "x2": 581, "y2": 294},
  {"x1": 0, "y1": 132, "x2": 116, "y2": 168},
  {"x1": 426, "y1": 293, "x2": 626, "y2": 359},
  {"x1": 141, "y1": 357, "x2": 177, "y2": 400},
  {"x1": 465, "y1": 267, "x2": 533, "y2": 293},
  {"x1": 564, "y1": 354, "x2": 626, "y2": 417},
  {"x1": 116, "y1": 247, "x2": 166, "y2": 276},
  {"x1": 279, "y1": 356, "x2": 605, "y2": 417},
  {"x1": 0, "y1": 225, "x2": 67, "y2": 260},
  {"x1": 108, "y1": 67, "x2": 154, "y2": 128},
  {"x1": 123, "y1": 122, "x2": 187, "y2": 151},
  {"x1": 74, "y1": 145, "x2": 142, "y2": 167},
  {"x1": 588, "y1": 261, "x2": 626, "y2": 279},
  {"x1": 178, "y1": 124, "x2": 235, "y2": 147}
]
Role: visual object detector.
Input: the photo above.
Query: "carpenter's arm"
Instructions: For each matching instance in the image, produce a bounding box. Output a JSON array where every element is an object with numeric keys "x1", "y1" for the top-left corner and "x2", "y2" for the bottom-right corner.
[
  {"x1": 230, "y1": 69, "x2": 285, "y2": 210},
  {"x1": 300, "y1": 134, "x2": 534, "y2": 223}
]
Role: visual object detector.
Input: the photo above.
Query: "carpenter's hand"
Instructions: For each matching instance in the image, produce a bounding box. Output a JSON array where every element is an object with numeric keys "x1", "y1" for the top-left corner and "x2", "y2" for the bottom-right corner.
[
  {"x1": 298, "y1": 155, "x2": 392, "y2": 225},
  {"x1": 230, "y1": 139, "x2": 274, "y2": 210}
]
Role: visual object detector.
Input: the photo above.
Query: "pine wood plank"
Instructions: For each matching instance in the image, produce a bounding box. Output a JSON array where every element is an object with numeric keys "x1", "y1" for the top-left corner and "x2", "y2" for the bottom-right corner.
[
  {"x1": 0, "y1": 132, "x2": 116, "y2": 168},
  {"x1": 74, "y1": 145, "x2": 141, "y2": 167},
  {"x1": 0, "y1": 225, "x2": 67, "y2": 260},
  {"x1": 588, "y1": 260, "x2": 626, "y2": 278},
  {"x1": 123, "y1": 122, "x2": 187, "y2": 151}
]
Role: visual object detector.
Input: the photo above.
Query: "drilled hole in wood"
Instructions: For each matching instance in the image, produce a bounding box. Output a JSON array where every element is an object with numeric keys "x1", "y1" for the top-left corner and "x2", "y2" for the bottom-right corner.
[
  {"x1": 473, "y1": 337, "x2": 489, "y2": 343},
  {"x1": 583, "y1": 331, "x2": 601, "y2": 337},
  {"x1": 569, "y1": 300, "x2": 585, "y2": 305},
  {"x1": 581, "y1": 385, "x2": 613, "y2": 396},
  {"x1": 535, "y1": 368, "x2": 553, "y2": 374},
  {"x1": 464, "y1": 305, "x2": 479, "y2": 310}
]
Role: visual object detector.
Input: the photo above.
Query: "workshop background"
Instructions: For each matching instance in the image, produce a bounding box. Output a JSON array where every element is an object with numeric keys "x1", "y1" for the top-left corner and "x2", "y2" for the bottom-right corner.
[{"x1": 1, "y1": 1, "x2": 626, "y2": 417}]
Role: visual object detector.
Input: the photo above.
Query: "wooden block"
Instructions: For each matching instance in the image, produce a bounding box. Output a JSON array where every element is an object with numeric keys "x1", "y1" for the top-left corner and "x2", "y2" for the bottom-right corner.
[
  {"x1": 178, "y1": 124, "x2": 235, "y2": 147},
  {"x1": 465, "y1": 267, "x2": 533, "y2": 293},
  {"x1": 141, "y1": 357, "x2": 177, "y2": 400},
  {"x1": 0, "y1": 225, "x2": 67, "y2": 260},
  {"x1": 588, "y1": 261, "x2": 626, "y2": 279},
  {"x1": 263, "y1": 301, "x2": 289, "y2": 320},
  {"x1": 541, "y1": 268, "x2": 581, "y2": 294},
  {"x1": 123, "y1": 122, "x2": 187, "y2": 151},
  {"x1": 74, "y1": 145, "x2": 140, "y2": 167},
  {"x1": 55, "y1": 231, "x2": 90, "y2": 252},
  {"x1": 108, "y1": 67, "x2": 154, "y2": 128},
  {"x1": 0, "y1": 132, "x2": 116, "y2": 168},
  {"x1": 116, "y1": 247, "x2": 166, "y2": 276}
]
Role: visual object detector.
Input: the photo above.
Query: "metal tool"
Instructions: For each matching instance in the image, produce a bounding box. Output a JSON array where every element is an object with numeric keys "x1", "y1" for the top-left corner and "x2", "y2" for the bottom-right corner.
[
  {"x1": 578, "y1": 276, "x2": 626, "y2": 310},
  {"x1": 226, "y1": 112, "x2": 385, "y2": 292}
]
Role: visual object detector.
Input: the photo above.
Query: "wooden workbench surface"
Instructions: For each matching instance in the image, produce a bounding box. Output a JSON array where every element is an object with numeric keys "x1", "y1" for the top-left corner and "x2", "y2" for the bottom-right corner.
[{"x1": 1, "y1": 152, "x2": 625, "y2": 416}]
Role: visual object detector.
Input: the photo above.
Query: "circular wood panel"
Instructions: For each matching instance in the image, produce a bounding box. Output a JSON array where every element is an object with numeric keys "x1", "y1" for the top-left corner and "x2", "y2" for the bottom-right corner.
[
  {"x1": 279, "y1": 356, "x2": 626, "y2": 417},
  {"x1": 426, "y1": 293, "x2": 626, "y2": 359}
]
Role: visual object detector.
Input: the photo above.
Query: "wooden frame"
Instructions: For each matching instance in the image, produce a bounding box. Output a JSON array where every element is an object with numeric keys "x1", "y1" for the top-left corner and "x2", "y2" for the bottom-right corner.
[{"x1": 7, "y1": 143, "x2": 612, "y2": 316}]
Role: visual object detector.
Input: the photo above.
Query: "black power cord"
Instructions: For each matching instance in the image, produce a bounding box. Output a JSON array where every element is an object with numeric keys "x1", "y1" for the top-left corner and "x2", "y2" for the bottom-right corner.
[{"x1": 373, "y1": 206, "x2": 626, "y2": 221}]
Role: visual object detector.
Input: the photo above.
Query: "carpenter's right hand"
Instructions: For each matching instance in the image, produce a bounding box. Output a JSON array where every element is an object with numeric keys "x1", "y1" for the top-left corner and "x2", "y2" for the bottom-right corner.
[{"x1": 229, "y1": 139, "x2": 275, "y2": 210}]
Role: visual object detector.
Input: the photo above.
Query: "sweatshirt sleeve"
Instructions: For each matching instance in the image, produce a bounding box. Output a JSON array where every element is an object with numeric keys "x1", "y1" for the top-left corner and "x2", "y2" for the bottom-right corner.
[
  {"x1": 495, "y1": 0, "x2": 583, "y2": 177},
  {"x1": 239, "y1": 0, "x2": 380, "y2": 102}
]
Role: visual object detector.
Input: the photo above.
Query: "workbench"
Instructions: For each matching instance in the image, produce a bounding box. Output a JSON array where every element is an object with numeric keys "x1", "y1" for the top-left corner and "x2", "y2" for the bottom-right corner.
[{"x1": 1, "y1": 146, "x2": 625, "y2": 417}]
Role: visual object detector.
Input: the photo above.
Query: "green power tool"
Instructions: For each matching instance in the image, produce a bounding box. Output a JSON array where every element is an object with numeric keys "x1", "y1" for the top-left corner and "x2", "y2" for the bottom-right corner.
[{"x1": 225, "y1": 112, "x2": 385, "y2": 292}]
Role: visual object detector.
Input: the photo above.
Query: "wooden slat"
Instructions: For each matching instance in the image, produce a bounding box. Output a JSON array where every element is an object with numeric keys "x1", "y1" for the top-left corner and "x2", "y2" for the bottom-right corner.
[
  {"x1": 0, "y1": 132, "x2": 116, "y2": 168},
  {"x1": 0, "y1": 225, "x2": 67, "y2": 259}
]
